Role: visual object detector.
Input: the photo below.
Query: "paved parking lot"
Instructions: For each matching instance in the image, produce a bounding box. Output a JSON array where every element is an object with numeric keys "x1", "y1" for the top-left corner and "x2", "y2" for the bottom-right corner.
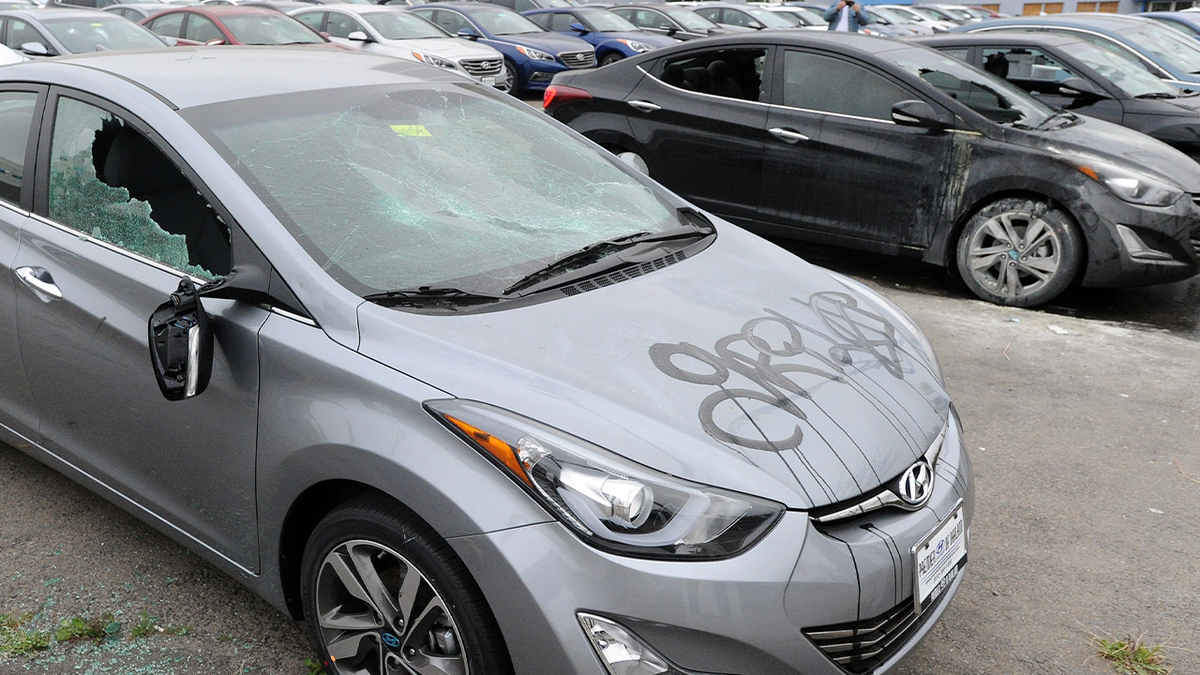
[{"x1": 2, "y1": 243, "x2": 1197, "y2": 675}]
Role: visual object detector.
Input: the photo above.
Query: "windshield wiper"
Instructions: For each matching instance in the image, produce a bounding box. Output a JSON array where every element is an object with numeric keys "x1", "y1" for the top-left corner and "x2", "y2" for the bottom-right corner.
[
  {"x1": 1135, "y1": 92, "x2": 1178, "y2": 99},
  {"x1": 1035, "y1": 111, "x2": 1077, "y2": 130},
  {"x1": 362, "y1": 286, "x2": 505, "y2": 308},
  {"x1": 502, "y1": 220, "x2": 713, "y2": 297}
]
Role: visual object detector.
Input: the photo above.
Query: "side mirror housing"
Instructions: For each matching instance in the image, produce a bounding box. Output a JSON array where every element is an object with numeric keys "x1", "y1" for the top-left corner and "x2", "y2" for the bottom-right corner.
[
  {"x1": 665, "y1": 26, "x2": 677, "y2": 35},
  {"x1": 204, "y1": 38, "x2": 226, "y2": 46},
  {"x1": 346, "y1": 30, "x2": 372, "y2": 42},
  {"x1": 457, "y1": 27, "x2": 479, "y2": 40},
  {"x1": 1058, "y1": 76, "x2": 1108, "y2": 99},
  {"x1": 569, "y1": 21, "x2": 588, "y2": 33},
  {"x1": 148, "y1": 279, "x2": 213, "y2": 402},
  {"x1": 20, "y1": 42, "x2": 52, "y2": 57},
  {"x1": 891, "y1": 99, "x2": 953, "y2": 130}
]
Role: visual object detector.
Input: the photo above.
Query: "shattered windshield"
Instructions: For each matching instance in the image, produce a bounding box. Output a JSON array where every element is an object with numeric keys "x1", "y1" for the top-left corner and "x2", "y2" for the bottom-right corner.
[
  {"x1": 42, "y1": 17, "x2": 165, "y2": 52},
  {"x1": 181, "y1": 85, "x2": 681, "y2": 296},
  {"x1": 890, "y1": 47, "x2": 1054, "y2": 127},
  {"x1": 363, "y1": 11, "x2": 449, "y2": 40}
]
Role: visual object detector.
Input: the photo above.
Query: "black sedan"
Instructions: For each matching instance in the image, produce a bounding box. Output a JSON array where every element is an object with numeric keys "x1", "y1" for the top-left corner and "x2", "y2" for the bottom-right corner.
[
  {"x1": 546, "y1": 33, "x2": 1200, "y2": 306},
  {"x1": 609, "y1": 4, "x2": 737, "y2": 41},
  {"x1": 917, "y1": 33, "x2": 1200, "y2": 163}
]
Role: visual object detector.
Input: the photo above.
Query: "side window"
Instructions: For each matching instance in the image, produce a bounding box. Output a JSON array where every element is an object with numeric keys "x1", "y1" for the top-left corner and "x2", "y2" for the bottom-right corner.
[
  {"x1": 294, "y1": 11, "x2": 325, "y2": 32},
  {"x1": 981, "y1": 47, "x2": 1079, "y2": 94},
  {"x1": 427, "y1": 10, "x2": 469, "y2": 34},
  {"x1": 782, "y1": 50, "x2": 910, "y2": 120},
  {"x1": 185, "y1": 15, "x2": 224, "y2": 43},
  {"x1": 693, "y1": 7, "x2": 718, "y2": 23},
  {"x1": 940, "y1": 47, "x2": 971, "y2": 63},
  {"x1": 47, "y1": 97, "x2": 230, "y2": 278},
  {"x1": 549, "y1": 12, "x2": 574, "y2": 31},
  {"x1": 6, "y1": 20, "x2": 50, "y2": 51},
  {"x1": 148, "y1": 12, "x2": 185, "y2": 38},
  {"x1": 0, "y1": 91, "x2": 37, "y2": 206},
  {"x1": 721, "y1": 10, "x2": 755, "y2": 27},
  {"x1": 640, "y1": 10, "x2": 673, "y2": 30},
  {"x1": 325, "y1": 12, "x2": 367, "y2": 38},
  {"x1": 659, "y1": 48, "x2": 767, "y2": 102},
  {"x1": 525, "y1": 12, "x2": 551, "y2": 29}
]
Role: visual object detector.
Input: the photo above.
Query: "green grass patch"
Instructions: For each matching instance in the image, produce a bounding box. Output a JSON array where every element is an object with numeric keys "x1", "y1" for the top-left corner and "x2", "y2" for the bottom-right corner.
[
  {"x1": 1093, "y1": 635, "x2": 1172, "y2": 674},
  {"x1": 128, "y1": 612, "x2": 188, "y2": 640},
  {"x1": 304, "y1": 657, "x2": 327, "y2": 675},
  {"x1": 0, "y1": 613, "x2": 51, "y2": 658},
  {"x1": 54, "y1": 613, "x2": 115, "y2": 644}
]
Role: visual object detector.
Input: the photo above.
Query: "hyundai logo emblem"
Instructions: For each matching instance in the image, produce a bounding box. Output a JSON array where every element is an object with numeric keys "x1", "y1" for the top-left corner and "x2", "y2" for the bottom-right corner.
[
  {"x1": 898, "y1": 460, "x2": 933, "y2": 505},
  {"x1": 381, "y1": 631, "x2": 401, "y2": 649}
]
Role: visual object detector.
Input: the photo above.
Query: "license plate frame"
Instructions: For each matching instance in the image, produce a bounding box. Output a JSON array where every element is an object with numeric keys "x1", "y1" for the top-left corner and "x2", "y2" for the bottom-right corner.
[
  {"x1": 482, "y1": 76, "x2": 496, "y2": 86},
  {"x1": 911, "y1": 499, "x2": 967, "y2": 616}
]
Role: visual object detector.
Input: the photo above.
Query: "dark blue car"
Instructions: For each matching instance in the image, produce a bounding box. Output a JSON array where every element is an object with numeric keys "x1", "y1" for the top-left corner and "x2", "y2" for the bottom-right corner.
[
  {"x1": 1141, "y1": 11, "x2": 1200, "y2": 41},
  {"x1": 522, "y1": 6, "x2": 678, "y2": 66},
  {"x1": 409, "y1": 2, "x2": 594, "y2": 95}
]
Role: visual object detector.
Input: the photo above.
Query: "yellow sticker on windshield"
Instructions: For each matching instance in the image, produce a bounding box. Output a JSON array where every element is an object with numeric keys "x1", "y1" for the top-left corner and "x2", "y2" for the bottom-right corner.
[
  {"x1": 390, "y1": 124, "x2": 431, "y2": 137},
  {"x1": 91, "y1": 22, "x2": 103, "y2": 27}
]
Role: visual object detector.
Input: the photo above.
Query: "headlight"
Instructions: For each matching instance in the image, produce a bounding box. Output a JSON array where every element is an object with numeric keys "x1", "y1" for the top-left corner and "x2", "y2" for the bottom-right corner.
[
  {"x1": 832, "y1": 274, "x2": 944, "y2": 384},
  {"x1": 616, "y1": 38, "x2": 652, "y2": 52},
  {"x1": 411, "y1": 51, "x2": 457, "y2": 69},
  {"x1": 1075, "y1": 160, "x2": 1183, "y2": 207},
  {"x1": 515, "y1": 44, "x2": 556, "y2": 61},
  {"x1": 426, "y1": 399, "x2": 784, "y2": 560}
]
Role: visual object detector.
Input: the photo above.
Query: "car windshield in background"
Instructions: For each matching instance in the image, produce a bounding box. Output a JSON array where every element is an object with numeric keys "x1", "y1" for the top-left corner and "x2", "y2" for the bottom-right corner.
[
  {"x1": 223, "y1": 14, "x2": 324, "y2": 44},
  {"x1": 1057, "y1": 38, "x2": 1179, "y2": 98},
  {"x1": 363, "y1": 11, "x2": 448, "y2": 39},
  {"x1": 42, "y1": 17, "x2": 164, "y2": 52},
  {"x1": 661, "y1": 6, "x2": 716, "y2": 31},
  {"x1": 771, "y1": 11, "x2": 802, "y2": 26},
  {"x1": 468, "y1": 7, "x2": 544, "y2": 35},
  {"x1": 874, "y1": 7, "x2": 918, "y2": 23},
  {"x1": 577, "y1": 9, "x2": 637, "y2": 32},
  {"x1": 182, "y1": 86, "x2": 681, "y2": 297},
  {"x1": 892, "y1": 47, "x2": 1055, "y2": 127},
  {"x1": 1115, "y1": 22, "x2": 1200, "y2": 75},
  {"x1": 788, "y1": 6, "x2": 828, "y2": 24},
  {"x1": 743, "y1": 7, "x2": 794, "y2": 28},
  {"x1": 911, "y1": 6, "x2": 953, "y2": 20}
]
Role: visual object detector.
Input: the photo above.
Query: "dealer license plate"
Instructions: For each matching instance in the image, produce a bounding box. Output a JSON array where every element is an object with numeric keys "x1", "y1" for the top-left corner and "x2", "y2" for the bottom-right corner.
[
  {"x1": 483, "y1": 76, "x2": 496, "y2": 86},
  {"x1": 911, "y1": 502, "x2": 967, "y2": 615}
]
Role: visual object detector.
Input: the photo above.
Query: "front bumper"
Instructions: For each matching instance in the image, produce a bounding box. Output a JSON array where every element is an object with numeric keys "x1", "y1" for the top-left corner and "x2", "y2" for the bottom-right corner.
[
  {"x1": 1072, "y1": 186, "x2": 1200, "y2": 288},
  {"x1": 449, "y1": 417, "x2": 975, "y2": 675}
]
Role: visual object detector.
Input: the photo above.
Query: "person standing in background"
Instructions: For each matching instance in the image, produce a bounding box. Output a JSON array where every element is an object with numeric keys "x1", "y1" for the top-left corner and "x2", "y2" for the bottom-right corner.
[{"x1": 823, "y1": 0, "x2": 870, "y2": 32}]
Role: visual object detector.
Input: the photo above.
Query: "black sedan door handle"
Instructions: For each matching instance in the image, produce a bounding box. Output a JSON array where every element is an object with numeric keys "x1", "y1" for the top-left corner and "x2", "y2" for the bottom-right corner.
[
  {"x1": 628, "y1": 100, "x2": 662, "y2": 113},
  {"x1": 768, "y1": 127, "x2": 810, "y2": 144}
]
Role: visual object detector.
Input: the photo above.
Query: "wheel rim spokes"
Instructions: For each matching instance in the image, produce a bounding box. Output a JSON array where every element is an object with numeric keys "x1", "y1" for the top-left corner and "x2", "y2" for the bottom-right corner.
[
  {"x1": 316, "y1": 540, "x2": 469, "y2": 675},
  {"x1": 968, "y1": 211, "x2": 1061, "y2": 298}
]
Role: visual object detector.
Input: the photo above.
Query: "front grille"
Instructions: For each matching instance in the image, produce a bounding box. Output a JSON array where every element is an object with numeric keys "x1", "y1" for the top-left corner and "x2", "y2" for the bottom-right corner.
[
  {"x1": 460, "y1": 58, "x2": 502, "y2": 77},
  {"x1": 560, "y1": 251, "x2": 687, "y2": 297},
  {"x1": 558, "y1": 49, "x2": 596, "y2": 69},
  {"x1": 803, "y1": 596, "x2": 939, "y2": 674}
]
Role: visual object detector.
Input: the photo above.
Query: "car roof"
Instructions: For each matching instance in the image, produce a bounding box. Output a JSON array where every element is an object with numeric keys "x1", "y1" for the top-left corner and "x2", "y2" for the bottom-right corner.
[
  {"x1": 0, "y1": 47, "x2": 465, "y2": 109},
  {"x1": 971, "y1": 13, "x2": 1160, "y2": 31},
  {"x1": 160, "y1": 4, "x2": 285, "y2": 15},
  {"x1": 915, "y1": 32, "x2": 1086, "y2": 49},
  {"x1": 637, "y1": 29, "x2": 922, "y2": 56},
  {"x1": 0, "y1": 7, "x2": 131, "y2": 20}
]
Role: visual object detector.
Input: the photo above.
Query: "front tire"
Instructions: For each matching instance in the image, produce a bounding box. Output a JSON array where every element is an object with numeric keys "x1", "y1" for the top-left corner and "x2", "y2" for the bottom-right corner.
[
  {"x1": 501, "y1": 57, "x2": 520, "y2": 97},
  {"x1": 955, "y1": 197, "x2": 1083, "y2": 307},
  {"x1": 301, "y1": 494, "x2": 512, "y2": 675},
  {"x1": 599, "y1": 52, "x2": 624, "y2": 67}
]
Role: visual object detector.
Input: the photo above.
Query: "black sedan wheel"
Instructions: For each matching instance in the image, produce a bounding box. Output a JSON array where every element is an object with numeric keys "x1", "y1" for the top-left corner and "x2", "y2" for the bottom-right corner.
[
  {"x1": 301, "y1": 494, "x2": 512, "y2": 675},
  {"x1": 956, "y1": 197, "x2": 1082, "y2": 307}
]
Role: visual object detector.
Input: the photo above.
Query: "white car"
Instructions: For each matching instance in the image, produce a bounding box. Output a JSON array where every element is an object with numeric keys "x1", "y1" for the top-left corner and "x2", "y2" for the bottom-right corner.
[{"x1": 290, "y1": 4, "x2": 510, "y2": 90}]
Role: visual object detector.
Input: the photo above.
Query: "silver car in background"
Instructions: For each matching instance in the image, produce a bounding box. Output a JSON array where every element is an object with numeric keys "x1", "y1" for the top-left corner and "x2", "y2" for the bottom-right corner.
[
  {"x1": 291, "y1": 4, "x2": 510, "y2": 89},
  {"x1": 0, "y1": 47, "x2": 972, "y2": 675}
]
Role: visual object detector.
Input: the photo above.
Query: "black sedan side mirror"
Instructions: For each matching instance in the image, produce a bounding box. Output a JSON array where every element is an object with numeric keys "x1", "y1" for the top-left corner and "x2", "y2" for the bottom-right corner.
[
  {"x1": 148, "y1": 279, "x2": 214, "y2": 401},
  {"x1": 20, "y1": 42, "x2": 53, "y2": 57},
  {"x1": 891, "y1": 99, "x2": 953, "y2": 130},
  {"x1": 569, "y1": 21, "x2": 588, "y2": 34},
  {"x1": 665, "y1": 26, "x2": 677, "y2": 36},
  {"x1": 457, "y1": 28, "x2": 479, "y2": 40},
  {"x1": 1058, "y1": 76, "x2": 1108, "y2": 99}
]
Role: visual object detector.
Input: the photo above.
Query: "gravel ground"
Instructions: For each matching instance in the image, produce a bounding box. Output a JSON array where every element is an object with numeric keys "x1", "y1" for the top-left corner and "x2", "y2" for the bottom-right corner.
[{"x1": 1, "y1": 259, "x2": 1197, "y2": 674}]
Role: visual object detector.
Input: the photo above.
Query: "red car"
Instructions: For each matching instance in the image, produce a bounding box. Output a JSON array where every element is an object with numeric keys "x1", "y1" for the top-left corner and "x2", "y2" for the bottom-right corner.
[{"x1": 141, "y1": 5, "x2": 331, "y2": 46}]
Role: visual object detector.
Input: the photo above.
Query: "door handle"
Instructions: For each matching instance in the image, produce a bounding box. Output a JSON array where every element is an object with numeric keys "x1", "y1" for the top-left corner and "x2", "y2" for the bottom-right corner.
[
  {"x1": 768, "y1": 127, "x2": 810, "y2": 144},
  {"x1": 628, "y1": 100, "x2": 662, "y2": 113},
  {"x1": 15, "y1": 266, "x2": 63, "y2": 300}
]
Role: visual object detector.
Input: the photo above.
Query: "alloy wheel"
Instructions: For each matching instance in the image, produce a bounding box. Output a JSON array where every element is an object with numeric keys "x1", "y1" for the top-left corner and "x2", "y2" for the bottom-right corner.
[
  {"x1": 315, "y1": 539, "x2": 469, "y2": 675},
  {"x1": 964, "y1": 210, "x2": 1062, "y2": 300}
]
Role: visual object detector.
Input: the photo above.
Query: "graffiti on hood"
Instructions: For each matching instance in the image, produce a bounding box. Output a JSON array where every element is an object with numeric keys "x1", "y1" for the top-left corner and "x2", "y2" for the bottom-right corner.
[{"x1": 649, "y1": 291, "x2": 907, "y2": 452}]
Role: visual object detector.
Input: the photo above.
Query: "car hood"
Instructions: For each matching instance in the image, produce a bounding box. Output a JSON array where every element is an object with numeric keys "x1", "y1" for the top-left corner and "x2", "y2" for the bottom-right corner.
[
  {"x1": 355, "y1": 222, "x2": 949, "y2": 510},
  {"x1": 491, "y1": 30, "x2": 591, "y2": 53},
  {"x1": 1007, "y1": 114, "x2": 1200, "y2": 192},
  {"x1": 594, "y1": 30, "x2": 679, "y2": 47},
  {"x1": 377, "y1": 36, "x2": 502, "y2": 60}
]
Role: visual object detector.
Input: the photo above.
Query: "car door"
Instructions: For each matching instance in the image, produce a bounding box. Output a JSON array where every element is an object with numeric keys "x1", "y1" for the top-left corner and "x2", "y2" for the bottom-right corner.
[
  {"x1": 293, "y1": 10, "x2": 327, "y2": 34},
  {"x1": 5, "y1": 17, "x2": 53, "y2": 54},
  {"x1": 624, "y1": 45, "x2": 771, "y2": 222},
  {"x1": 325, "y1": 10, "x2": 370, "y2": 42},
  {"x1": 13, "y1": 89, "x2": 267, "y2": 571},
  {"x1": 184, "y1": 13, "x2": 226, "y2": 44},
  {"x1": 978, "y1": 45, "x2": 1124, "y2": 124},
  {"x1": 145, "y1": 11, "x2": 185, "y2": 40},
  {"x1": 0, "y1": 84, "x2": 44, "y2": 445},
  {"x1": 760, "y1": 48, "x2": 953, "y2": 248}
]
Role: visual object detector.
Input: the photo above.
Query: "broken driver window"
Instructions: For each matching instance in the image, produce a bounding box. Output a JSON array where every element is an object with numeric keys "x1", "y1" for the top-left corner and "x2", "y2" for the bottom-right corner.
[{"x1": 47, "y1": 96, "x2": 229, "y2": 279}]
